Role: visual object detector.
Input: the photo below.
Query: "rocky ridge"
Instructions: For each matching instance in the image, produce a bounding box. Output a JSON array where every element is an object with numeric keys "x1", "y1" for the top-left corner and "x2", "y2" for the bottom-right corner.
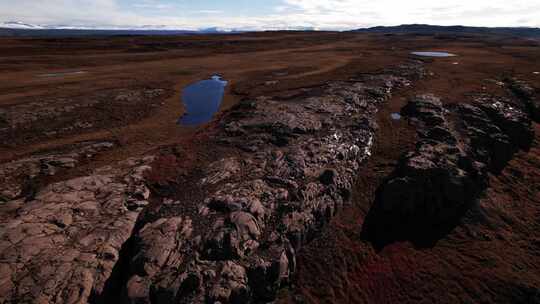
[
  {"x1": 0, "y1": 61, "x2": 425, "y2": 304},
  {"x1": 363, "y1": 93, "x2": 534, "y2": 247},
  {"x1": 117, "y1": 62, "x2": 425, "y2": 303},
  {"x1": 507, "y1": 77, "x2": 539, "y2": 122}
]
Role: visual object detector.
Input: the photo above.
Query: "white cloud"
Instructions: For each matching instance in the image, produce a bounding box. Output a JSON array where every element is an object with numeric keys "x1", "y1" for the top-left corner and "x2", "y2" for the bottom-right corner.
[
  {"x1": 0, "y1": 0, "x2": 538, "y2": 30},
  {"x1": 279, "y1": 0, "x2": 540, "y2": 28},
  {"x1": 133, "y1": 1, "x2": 174, "y2": 10},
  {"x1": 0, "y1": 0, "x2": 146, "y2": 26},
  {"x1": 194, "y1": 10, "x2": 223, "y2": 15}
]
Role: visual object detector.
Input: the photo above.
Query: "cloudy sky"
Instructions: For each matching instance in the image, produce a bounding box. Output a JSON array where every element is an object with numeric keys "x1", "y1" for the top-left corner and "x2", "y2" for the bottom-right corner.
[{"x1": 0, "y1": 0, "x2": 539, "y2": 30}]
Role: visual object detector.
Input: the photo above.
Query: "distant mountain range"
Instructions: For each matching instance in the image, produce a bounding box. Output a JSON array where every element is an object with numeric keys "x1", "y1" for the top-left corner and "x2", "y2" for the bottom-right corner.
[
  {"x1": 353, "y1": 24, "x2": 540, "y2": 38},
  {"x1": 0, "y1": 21, "x2": 319, "y2": 37},
  {"x1": 1, "y1": 21, "x2": 540, "y2": 38},
  {"x1": 0, "y1": 21, "x2": 241, "y2": 37}
]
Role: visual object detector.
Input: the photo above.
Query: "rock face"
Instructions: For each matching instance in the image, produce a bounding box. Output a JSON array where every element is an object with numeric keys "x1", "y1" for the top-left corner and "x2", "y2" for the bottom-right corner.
[
  {"x1": 0, "y1": 157, "x2": 154, "y2": 304},
  {"x1": 363, "y1": 93, "x2": 534, "y2": 247},
  {"x1": 124, "y1": 217, "x2": 194, "y2": 303},
  {"x1": 507, "y1": 78, "x2": 539, "y2": 122},
  {"x1": 116, "y1": 64, "x2": 424, "y2": 303}
]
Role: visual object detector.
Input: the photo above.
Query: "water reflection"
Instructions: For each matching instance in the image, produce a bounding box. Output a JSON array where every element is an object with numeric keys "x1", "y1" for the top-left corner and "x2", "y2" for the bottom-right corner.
[
  {"x1": 411, "y1": 52, "x2": 456, "y2": 57},
  {"x1": 178, "y1": 75, "x2": 228, "y2": 126}
]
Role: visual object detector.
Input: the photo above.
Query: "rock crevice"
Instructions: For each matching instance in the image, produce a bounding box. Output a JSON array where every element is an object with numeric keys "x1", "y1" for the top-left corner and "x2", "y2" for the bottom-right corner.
[{"x1": 363, "y1": 93, "x2": 534, "y2": 248}]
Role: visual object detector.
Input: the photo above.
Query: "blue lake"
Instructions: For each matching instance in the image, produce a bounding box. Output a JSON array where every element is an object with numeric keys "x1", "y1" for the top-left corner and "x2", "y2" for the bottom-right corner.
[
  {"x1": 178, "y1": 75, "x2": 228, "y2": 126},
  {"x1": 411, "y1": 51, "x2": 456, "y2": 57}
]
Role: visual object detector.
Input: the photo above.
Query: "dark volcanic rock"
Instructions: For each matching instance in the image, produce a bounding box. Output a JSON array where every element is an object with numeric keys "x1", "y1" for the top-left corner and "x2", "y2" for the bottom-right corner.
[
  {"x1": 507, "y1": 78, "x2": 540, "y2": 122},
  {"x1": 477, "y1": 97, "x2": 534, "y2": 150},
  {"x1": 116, "y1": 63, "x2": 424, "y2": 304},
  {"x1": 456, "y1": 103, "x2": 514, "y2": 172},
  {"x1": 363, "y1": 93, "x2": 534, "y2": 247}
]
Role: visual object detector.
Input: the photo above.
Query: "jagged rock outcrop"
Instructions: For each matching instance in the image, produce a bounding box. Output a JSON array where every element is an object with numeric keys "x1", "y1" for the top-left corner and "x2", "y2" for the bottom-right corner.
[
  {"x1": 507, "y1": 78, "x2": 539, "y2": 122},
  {"x1": 0, "y1": 157, "x2": 154, "y2": 304},
  {"x1": 117, "y1": 64, "x2": 424, "y2": 303},
  {"x1": 124, "y1": 216, "x2": 194, "y2": 303},
  {"x1": 363, "y1": 93, "x2": 534, "y2": 247}
]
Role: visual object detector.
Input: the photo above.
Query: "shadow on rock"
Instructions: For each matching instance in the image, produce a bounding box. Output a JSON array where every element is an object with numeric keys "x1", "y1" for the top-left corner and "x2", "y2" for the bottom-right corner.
[
  {"x1": 361, "y1": 93, "x2": 534, "y2": 250},
  {"x1": 361, "y1": 179, "x2": 478, "y2": 250}
]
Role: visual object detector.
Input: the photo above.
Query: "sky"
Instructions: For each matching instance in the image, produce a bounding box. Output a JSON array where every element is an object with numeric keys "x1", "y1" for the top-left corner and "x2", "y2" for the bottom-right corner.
[{"x1": 0, "y1": 0, "x2": 539, "y2": 30}]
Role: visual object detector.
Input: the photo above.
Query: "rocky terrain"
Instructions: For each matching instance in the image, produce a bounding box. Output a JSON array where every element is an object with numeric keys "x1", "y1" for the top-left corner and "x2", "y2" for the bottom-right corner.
[
  {"x1": 0, "y1": 156, "x2": 154, "y2": 303},
  {"x1": 0, "y1": 88, "x2": 168, "y2": 147},
  {"x1": 0, "y1": 141, "x2": 115, "y2": 201},
  {"x1": 0, "y1": 31, "x2": 539, "y2": 303},
  {"x1": 1, "y1": 60, "x2": 425, "y2": 303},
  {"x1": 119, "y1": 63, "x2": 424, "y2": 304},
  {"x1": 363, "y1": 93, "x2": 534, "y2": 248}
]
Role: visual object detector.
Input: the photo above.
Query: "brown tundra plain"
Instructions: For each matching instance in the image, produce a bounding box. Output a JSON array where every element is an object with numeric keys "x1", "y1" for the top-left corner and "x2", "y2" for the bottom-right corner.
[{"x1": 0, "y1": 31, "x2": 539, "y2": 303}]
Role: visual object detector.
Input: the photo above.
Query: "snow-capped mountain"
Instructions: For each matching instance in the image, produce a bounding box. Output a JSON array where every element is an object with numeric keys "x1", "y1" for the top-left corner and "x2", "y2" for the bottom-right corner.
[
  {"x1": 0, "y1": 20, "x2": 324, "y2": 36},
  {"x1": 0, "y1": 21, "x2": 44, "y2": 29},
  {"x1": 0, "y1": 21, "x2": 225, "y2": 32}
]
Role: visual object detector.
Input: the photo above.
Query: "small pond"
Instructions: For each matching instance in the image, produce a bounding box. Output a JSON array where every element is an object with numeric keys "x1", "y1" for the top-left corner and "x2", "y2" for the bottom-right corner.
[
  {"x1": 390, "y1": 113, "x2": 402, "y2": 120},
  {"x1": 178, "y1": 75, "x2": 228, "y2": 126},
  {"x1": 37, "y1": 71, "x2": 87, "y2": 77},
  {"x1": 411, "y1": 51, "x2": 457, "y2": 57}
]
